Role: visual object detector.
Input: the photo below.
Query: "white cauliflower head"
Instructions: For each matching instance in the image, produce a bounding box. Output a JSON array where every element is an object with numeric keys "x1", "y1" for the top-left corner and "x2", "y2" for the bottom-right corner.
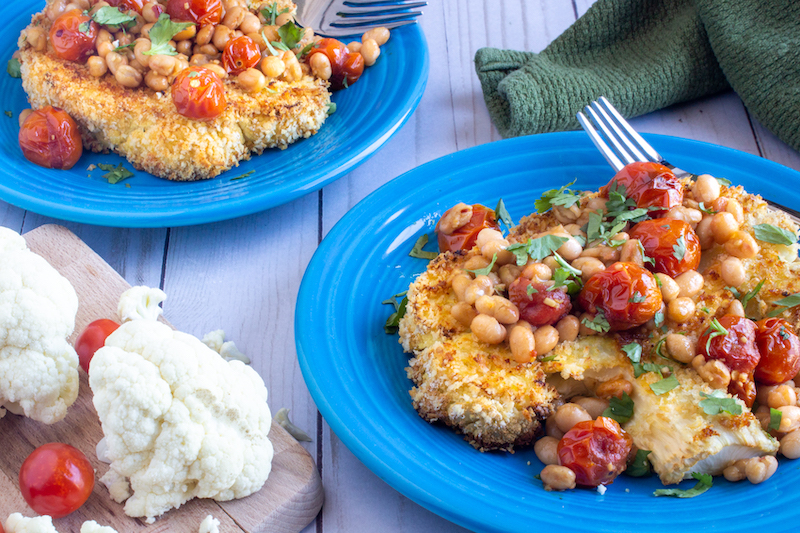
[
  {"x1": 4, "y1": 514, "x2": 118, "y2": 533},
  {"x1": 0, "y1": 227, "x2": 79, "y2": 423},
  {"x1": 90, "y1": 320, "x2": 273, "y2": 522},
  {"x1": 117, "y1": 285, "x2": 166, "y2": 323}
]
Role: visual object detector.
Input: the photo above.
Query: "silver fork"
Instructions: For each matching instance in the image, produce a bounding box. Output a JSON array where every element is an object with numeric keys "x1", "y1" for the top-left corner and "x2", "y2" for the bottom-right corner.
[
  {"x1": 577, "y1": 96, "x2": 800, "y2": 221},
  {"x1": 294, "y1": 0, "x2": 426, "y2": 37}
]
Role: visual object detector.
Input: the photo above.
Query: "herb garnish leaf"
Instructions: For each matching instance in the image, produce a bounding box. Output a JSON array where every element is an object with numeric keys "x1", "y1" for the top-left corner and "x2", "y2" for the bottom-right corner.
[
  {"x1": 408, "y1": 234, "x2": 438, "y2": 260},
  {"x1": 7, "y1": 58, "x2": 21, "y2": 78},
  {"x1": 650, "y1": 373, "x2": 679, "y2": 395},
  {"x1": 534, "y1": 179, "x2": 581, "y2": 213},
  {"x1": 494, "y1": 198, "x2": 514, "y2": 233},
  {"x1": 143, "y1": 14, "x2": 192, "y2": 56},
  {"x1": 672, "y1": 235, "x2": 687, "y2": 261},
  {"x1": 653, "y1": 472, "x2": 712, "y2": 498},
  {"x1": 768, "y1": 292, "x2": 800, "y2": 317},
  {"x1": 98, "y1": 162, "x2": 134, "y2": 184},
  {"x1": 505, "y1": 235, "x2": 568, "y2": 266},
  {"x1": 753, "y1": 223, "x2": 797, "y2": 245},
  {"x1": 467, "y1": 253, "x2": 497, "y2": 277},
  {"x1": 602, "y1": 391, "x2": 633, "y2": 424},
  {"x1": 769, "y1": 408, "x2": 783, "y2": 431},
  {"x1": 91, "y1": 6, "x2": 137, "y2": 28},
  {"x1": 382, "y1": 291, "x2": 408, "y2": 334},
  {"x1": 704, "y1": 317, "x2": 728, "y2": 353},
  {"x1": 277, "y1": 21, "x2": 305, "y2": 50},
  {"x1": 626, "y1": 449, "x2": 652, "y2": 477},
  {"x1": 698, "y1": 390, "x2": 742, "y2": 415},
  {"x1": 581, "y1": 309, "x2": 610, "y2": 333}
]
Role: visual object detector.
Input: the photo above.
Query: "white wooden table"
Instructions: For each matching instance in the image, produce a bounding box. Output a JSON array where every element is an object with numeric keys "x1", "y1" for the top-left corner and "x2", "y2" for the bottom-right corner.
[{"x1": 3, "y1": 1, "x2": 800, "y2": 531}]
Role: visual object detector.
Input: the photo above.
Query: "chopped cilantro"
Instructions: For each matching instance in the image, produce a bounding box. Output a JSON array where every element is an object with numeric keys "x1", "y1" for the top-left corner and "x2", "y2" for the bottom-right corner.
[
  {"x1": 654, "y1": 472, "x2": 712, "y2": 498},
  {"x1": 769, "y1": 408, "x2": 783, "y2": 431},
  {"x1": 581, "y1": 309, "x2": 610, "y2": 333},
  {"x1": 639, "y1": 240, "x2": 655, "y2": 267},
  {"x1": 230, "y1": 170, "x2": 254, "y2": 180},
  {"x1": 534, "y1": 179, "x2": 581, "y2": 213},
  {"x1": 654, "y1": 337, "x2": 668, "y2": 359},
  {"x1": 629, "y1": 292, "x2": 646, "y2": 303},
  {"x1": 494, "y1": 198, "x2": 514, "y2": 233},
  {"x1": 78, "y1": 20, "x2": 91, "y2": 33},
  {"x1": 526, "y1": 285, "x2": 538, "y2": 296},
  {"x1": 704, "y1": 317, "x2": 728, "y2": 353},
  {"x1": 3, "y1": 110, "x2": 11, "y2": 118},
  {"x1": 698, "y1": 202, "x2": 716, "y2": 215},
  {"x1": 650, "y1": 373, "x2": 679, "y2": 395},
  {"x1": 739, "y1": 280, "x2": 764, "y2": 310},
  {"x1": 622, "y1": 342, "x2": 642, "y2": 363},
  {"x1": 602, "y1": 391, "x2": 633, "y2": 424},
  {"x1": 672, "y1": 235, "x2": 687, "y2": 261},
  {"x1": 277, "y1": 20, "x2": 305, "y2": 49},
  {"x1": 91, "y1": 6, "x2": 137, "y2": 28},
  {"x1": 626, "y1": 449, "x2": 652, "y2": 477},
  {"x1": 408, "y1": 234, "x2": 438, "y2": 260},
  {"x1": 753, "y1": 223, "x2": 797, "y2": 245},
  {"x1": 326, "y1": 102, "x2": 337, "y2": 115},
  {"x1": 7, "y1": 58, "x2": 21, "y2": 78},
  {"x1": 726, "y1": 286, "x2": 741, "y2": 299},
  {"x1": 654, "y1": 310, "x2": 664, "y2": 328},
  {"x1": 296, "y1": 41, "x2": 317, "y2": 59},
  {"x1": 467, "y1": 253, "x2": 497, "y2": 276},
  {"x1": 768, "y1": 292, "x2": 800, "y2": 317},
  {"x1": 382, "y1": 291, "x2": 408, "y2": 334},
  {"x1": 112, "y1": 42, "x2": 136, "y2": 52},
  {"x1": 261, "y1": 2, "x2": 290, "y2": 25},
  {"x1": 98, "y1": 162, "x2": 134, "y2": 184},
  {"x1": 550, "y1": 266, "x2": 582, "y2": 295},
  {"x1": 698, "y1": 390, "x2": 742, "y2": 415},
  {"x1": 633, "y1": 361, "x2": 666, "y2": 379},
  {"x1": 143, "y1": 14, "x2": 192, "y2": 56},
  {"x1": 540, "y1": 353, "x2": 558, "y2": 362},
  {"x1": 716, "y1": 177, "x2": 732, "y2": 187},
  {"x1": 505, "y1": 235, "x2": 568, "y2": 266}
]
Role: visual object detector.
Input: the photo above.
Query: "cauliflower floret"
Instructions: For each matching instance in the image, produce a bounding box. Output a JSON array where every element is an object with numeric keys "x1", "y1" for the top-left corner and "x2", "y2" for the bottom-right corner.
[
  {"x1": 90, "y1": 320, "x2": 273, "y2": 522},
  {"x1": 4, "y1": 513, "x2": 59, "y2": 533},
  {"x1": 79, "y1": 522, "x2": 119, "y2": 533},
  {"x1": 198, "y1": 515, "x2": 221, "y2": 533},
  {"x1": 202, "y1": 329, "x2": 251, "y2": 364},
  {"x1": 0, "y1": 227, "x2": 79, "y2": 424},
  {"x1": 117, "y1": 286, "x2": 166, "y2": 323}
]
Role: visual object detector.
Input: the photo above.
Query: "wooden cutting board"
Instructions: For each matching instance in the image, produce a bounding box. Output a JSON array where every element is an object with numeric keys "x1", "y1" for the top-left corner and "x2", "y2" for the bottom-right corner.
[{"x1": 0, "y1": 224, "x2": 324, "y2": 532}]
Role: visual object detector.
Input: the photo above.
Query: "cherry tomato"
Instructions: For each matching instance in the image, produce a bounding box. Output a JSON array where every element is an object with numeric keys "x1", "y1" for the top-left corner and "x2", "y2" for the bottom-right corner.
[
  {"x1": 697, "y1": 315, "x2": 760, "y2": 373},
  {"x1": 19, "y1": 106, "x2": 83, "y2": 170},
  {"x1": 508, "y1": 278, "x2": 571, "y2": 326},
  {"x1": 754, "y1": 318, "x2": 800, "y2": 385},
  {"x1": 166, "y1": 0, "x2": 222, "y2": 25},
  {"x1": 75, "y1": 318, "x2": 120, "y2": 373},
  {"x1": 49, "y1": 10, "x2": 98, "y2": 63},
  {"x1": 171, "y1": 66, "x2": 226, "y2": 121},
  {"x1": 628, "y1": 218, "x2": 701, "y2": 277},
  {"x1": 557, "y1": 417, "x2": 633, "y2": 487},
  {"x1": 222, "y1": 36, "x2": 261, "y2": 75},
  {"x1": 306, "y1": 38, "x2": 364, "y2": 90},
  {"x1": 600, "y1": 162, "x2": 683, "y2": 216},
  {"x1": 578, "y1": 262, "x2": 662, "y2": 330},
  {"x1": 105, "y1": 0, "x2": 146, "y2": 13},
  {"x1": 19, "y1": 443, "x2": 95, "y2": 518},
  {"x1": 435, "y1": 204, "x2": 499, "y2": 252}
]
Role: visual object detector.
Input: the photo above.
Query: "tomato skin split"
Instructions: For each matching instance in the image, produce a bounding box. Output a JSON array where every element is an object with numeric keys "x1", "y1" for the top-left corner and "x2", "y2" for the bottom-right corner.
[{"x1": 19, "y1": 443, "x2": 95, "y2": 518}]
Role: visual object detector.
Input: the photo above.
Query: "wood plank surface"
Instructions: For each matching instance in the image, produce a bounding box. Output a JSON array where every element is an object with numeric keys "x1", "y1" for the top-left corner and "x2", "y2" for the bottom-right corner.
[{"x1": 0, "y1": 225, "x2": 323, "y2": 533}]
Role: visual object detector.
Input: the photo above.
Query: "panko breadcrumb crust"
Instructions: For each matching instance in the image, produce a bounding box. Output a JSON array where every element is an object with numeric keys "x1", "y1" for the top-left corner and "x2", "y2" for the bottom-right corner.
[{"x1": 18, "y1": 14, "x2": 330, "y2": 181}]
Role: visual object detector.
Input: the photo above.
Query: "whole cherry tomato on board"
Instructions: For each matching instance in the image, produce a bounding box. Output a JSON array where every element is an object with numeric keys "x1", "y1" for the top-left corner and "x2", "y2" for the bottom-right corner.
[
  {"x1": 222, "y1": 36, "x2": 261, "y2": 75},
  {"x1": 557, "y1": 417, "x2": 633, "y2": 487},
  {"x1": 166, "y1": 0, "x2": 222, "y2": 25},
  {"x1": 754, "y1": 317, "x2": 800, "y2": 385},
  {"x1": 697, "y1": 315, "x2": 760, "y2": 373},
  {"x1": 578, "y1": 262, "x2": 662, "y2": 331},
  {"x1": 629, "y1": 218, "x2": 701, "y2": 277},
  {"x1": 435, "y1": 204, "x2": 499, "y2": 252},
  {"x1": 600, "y1": 162, "x2": 683, "y2": 216},
  {"x1": 19, "y1": 443, "x2": 95, "y2": 518},
  {"x1": 172, "y1": 66, "x2": 226, "y2": 121},
  {"x1": 19, "y1": 106, "x2": 83, "y2": 170},
  {"x1": 508, "y1": 278, "x2": 571, "y2": 326},
  {"x1": 75, "y1": 318, "x2": 121, "y2": 373},
  {"x1": 49, "y1": 10, "x2": 98, "y2": 62},
  {"x1": 306, "y1": 38, "x2": 364, "y2": 90},
  {"x1": 105, "y1": 0, "x2": 146, "y2": 13}
]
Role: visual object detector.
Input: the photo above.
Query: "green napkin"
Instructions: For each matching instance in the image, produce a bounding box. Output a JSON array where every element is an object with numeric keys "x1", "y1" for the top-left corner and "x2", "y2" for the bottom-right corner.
[{"x1": 474, "y1": 0, "x2": 800, "y2": 153}]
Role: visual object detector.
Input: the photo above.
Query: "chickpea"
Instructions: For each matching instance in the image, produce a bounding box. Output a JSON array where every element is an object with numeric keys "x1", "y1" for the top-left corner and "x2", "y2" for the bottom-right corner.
[
  {"x1": 767, "y1": 384, "x2": 797, "y2": 409},
  {"x1": 190, "y1": 53, "x2": 209, "y2": 65},
  {"x1": 724, "y1": 231, "x2": 759, "y2": 259},
  {"x1": 667, "y1": 297, "x2": 696, "y2": 323},
  {"x1": 572, "y1": 396, "x2": 609, "y2": 419},
  {"x1": 361, "y1": 38, "x2": 380, "y2": 67},
  {"x1": 87, "y1": 55, "x2": 108, "y2": 77},
  {"x1": 281, "y1": 52, "x2": 303, "y2": 81},
  {"x1": 24, "y1": 27, "x2": 46, "y2": 52},
  {"x1": 543, "y1": 256, "x2": 559, "y2": 273},
  {"x1": 534, "y1": 325, "x2": 559, "y2": 356},
  {"x1": 104, "y1": 51, "x2": 127, "y2": 75},
  {"x1": 144, "y1": 70, "x2": 169, "y2": 91},
  {"x1": 727, "y1": 299, "x2": 745, "y2": 317},
  {"x1": 508, "y1": 324, "x2": 536, "y2": 363},
  {"x1": 141, "y1": 1, "x2": 161, "y2": 22},
  {"x1": 554, "y1": 204, "x2": 582, "y2": 225},
  {"x1": 580, "y1": 244, "x2": 619, "y2": 263},
  {"x1": 780, "y1": 429, "x2": 800, "y2": 459},
  {"x1": 222, "y1": 6, "x2": 246, "y2": 29},
  {"x1": 595, "y1": 378, "x2": 633, "y2": 400},
  {"x1": 45, "y1": 0, "x2": 68, "y2": 20},
  {"x1": 695, "y1": 217, "x2": 715, "y2": 250},
  {"x1": 665, "y1": 333, "x2": 694, "y2": 364},
  {"x1": 474, "y1": 228, "x2": 502, "y2": 249},
  {"x1": 261, "y1": 54, "x2": 285, "y2": 78},
  {"x1": 533, "y1": 436, "x2": 560, "y2": 466},
  {"x1": 556, "y1": 237, "x2": 583, "y2": 261},
  {"x1": 691, "y1": 354, "x2": 731, "y2": 389},
  {"x1": 711, "y1": 212, "x2": 739, "y2": 244},
  {"x1": 666, "y1": 206, "x2": 703, "y2": 227},
  {"x1": 541, "y1": 465, "x2": 576, "y2": 491},
  {"x1": 114, "y1": 64, "x2": 142, "y2": 87},
  {"x1": 237, "y1": 68, "x2": 266, "y2": 92},
  {"x1": 97, "y1": 41, "x2": 114, "y2": 59},
  {"x1": 720, "y1": 256, "x2": 746, "y2": 287},
  {"x1": 482, "y1": 240, "x2": 515, "y2": 265},
  {"x1": 238, "y1": 12, "x2": 261, "y2": 34},
  {"x1": 522, "y1": 262, "x2": 552, "y2": 281},
  {"x1": 450, "y1": 301, "x2": 477, "y2": 327},
  {"x1": 148, "y1": 54, "x2": 177, "y2": 76},
  {"x1": 475, "y1": 295, "x2": 519, "y2": 324},
  {"x1": 176, "y1": 39, "x2": 193, "y2": 56},
  {"x1": 204, "y1": 63, "x2": 227, "y2": 79},
  {"x1": 555, "y1": 315, "x2": 580, "y2": 343},
  {"x1": 555, "y1": 403, "x2": 592, "y2": 433},
  {"x1": 578, "y1": 313, "x2": 598, "y2": 336},
  {"x1": 451, "y1": 273, "x2": 471, "y2": 302},
  {"x1": 133, "y1": 38, "x2": 151, "y2": 67},
  {"x1": 778, "y1": 405, "x2": 800, "y2": 433},
  {"x1": 744, "y1": 456, "x2": 778, "y2": 484},
  {"x1": 619, "y1": 238, "x2": 644, "y2": 267},
  {"x1": 725, "y1": 198, "x2": 744, "y2": 223},
  {"x1": 545, "y1": 414, "x2": 564, "y2": 439},
  {"x1": 141, "y1": 23, "x2": 155, "y2": 39},
  {"x1": 362, "y1": 26, "x2": 390, "y2": 46},
  {"x1": 499, "y1": 264, "x2": 523, "y2": 286},
  {"x1": 674, "y1": 270, "x2": 703, "y2": 298},
  {"x1": 212, "y1": 24, "x2": 233, "y2": 50},
  {"x1": 347, "y1": 41, "x2": 362, "y2": 54},
  {"x1": 274, "y1": 11, "x2": 293, "y2": 25},
  {"x1": 464, "y1": 276, "x2": 493, "y2": 305},
  {"x1": 464, "y1": 255, "x2": 490, "y2": 272},
  {"x1": 653, "y1": 273, "x2": 679, "y2": 303},
  {"x1": 194, "y1": 24, "x2": 215, "y2": 47},
  {"x1": 693, "y1": 174, "x2": 721, "y2": 204},
  {"x1": 470, "y1": 314, "x2": 506, "y2": 345},
  {"x1": 571, "y1": 257, "x2": 604, "y2": 283}
]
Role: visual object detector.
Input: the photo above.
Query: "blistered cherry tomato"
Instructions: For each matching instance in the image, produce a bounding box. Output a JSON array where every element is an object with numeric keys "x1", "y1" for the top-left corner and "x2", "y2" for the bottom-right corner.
[
  {"x1": 697, "y1": 315, "x2": 760, "y2": 372},
  {"x1": 508, "y1": 278, "x2": 571, "y2": 326},
  {"x1": 19, "y1": 106, "x2": 83, "y2": 170},
  {"x1": 435, "y1": 204, "x2": 499, "y2": 252},
  {"x1": 106, "y1": 0, "x2": 146, "y2": 13},
  {"x1": 49, "y1": 10, "x2": 98, "y2": 62},
  {"x1": 19, "y1": 443, "x2": 95, "y2": 518},
  {"x1": 307, "y1": 38, "x2": 364, "y2": 90},
  {"x1": 557, "y1": 417, "x2": 633, "y2": 487},
  {"x1": 629, "y1": 218, "x2": 701, "y2": 277},
  {"x1": 601, "y1": 162, "x2": 683, "y2": 216},
  {"x1": 222, "y1": 36, "x2": 261, "y2": 75},
  {"x1": 172, "y1": 66, "x2": 226, "y2": 121},
  {"x1": 578, "y1": 262, "x2": 662, "y2": 330},
  {"x1": 166, "y1": 0, "x2": 221, "y2": 25},
  {"x1": 754, "y1": 318, "x2": 800, "y2": 385},
  {"x1": 75, "y1": 318, "x2": 120, "y2": 373}
]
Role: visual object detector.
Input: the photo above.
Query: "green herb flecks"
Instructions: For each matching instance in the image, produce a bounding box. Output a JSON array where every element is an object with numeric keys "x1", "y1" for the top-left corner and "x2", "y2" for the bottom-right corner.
[
  {"x1": 296, "y1": 41, "x2": 317, "y2": 59},
  {"x1": 494, "y1": 198, "x2": 514, "y2": 234},
  {"x1": 769, "y1": 408, "x2": 783, "y2": 431},
  {"x1": 716, "y1": 177, "x2": 732, "y2": 187},
  {"x1": 626, "y1": 449, "x2": 652, "y2": 477},
  {"x1": 639, "y1": 240, "x2": 655, "y2": 267},
  {"x1": 408, "y1": 234, "x2": 438, "y2": 260},
  {"x1": 261, "y1": 2, "x2": 290, "y2": 24},
  {"x1": 143, "y1": 14, "x2": 192, "y2": 56},
  {"x1": 654, "y1": 472, "x2": 713, "y2": 498},
  {"x1": 326, "y1": 102, "x2": 337, "y2": 115},
  {"x1": 277, "y1": 20, "x2": 305, "y2": 50},
  {"x1": 704, "y1": 317, "x2": 729, "y2": 353},
  {"x1": 699, "y1": 390, "x2": 742, "y2": 416},
  {"x1": 534, "y1": 178, "x2": 581, "y2": 213},
  {"x1": 112, "y1": 42, "x2": 136, "y2": 52},
  {"x1": 7, "y1": 58, "x2": 21, "y2": 78},
  {"x1": 230, "y1": 170, "x2": 255, "y2": 181},
  {"x1": 467, "y1": 253, "x2": 497, "y2": 277},
  {"x1": 672, "y1": 235, "x2": 687, "y2": 261},
  {"x1": 768, "y1": 292, "x2": 800, "y2": 317},
  {"x1": 602, "y1": 391, "x2": 633, "y2": 424},
  {"x1": 698, "y1": 202, "x2": 716, "y2": 215},
  {"x1": 629, "y1": 292, "x2": 646, "y2": 303},
  {"x1": 650, "y1": 373, "x2": 679, "y2": 395},
  {"x1": 3, "y1": 110, "x2": 12, "y2": 118},
  {"x1": 581, "y1": 309, "x2": 610, "y2": 334},
  {"x1": 622, "y1": 342, "x2": 642, "y2": 364},
  {"x1": 382, "y1": 291, "x2": 408, "y2": 334},
  {"x1": 505, "y1": 235, "x2": 568, "y2": 266},
  {"x1": 91, "y1": 6, "x2": 137, "y2": 29},
  {"x1": 754, "y1": 223, "x2": 797, "y2": 245},
  {"x1": 98, "y1": 162, "x2": 134, "y2": 184}
]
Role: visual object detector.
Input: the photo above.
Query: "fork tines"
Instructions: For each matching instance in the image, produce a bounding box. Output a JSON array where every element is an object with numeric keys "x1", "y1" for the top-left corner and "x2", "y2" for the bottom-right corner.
[
  {"x1": 334, "y1": 0, "x2": 425, "y2": 30},
  {"x1": 576, "y1": 96, "x2": 663, "y2": 173}
]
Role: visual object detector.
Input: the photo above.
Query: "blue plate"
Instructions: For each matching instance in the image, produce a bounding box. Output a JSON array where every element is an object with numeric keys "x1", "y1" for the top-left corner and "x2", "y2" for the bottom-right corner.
[
  {"x1": 296, "y1": 132, "x2": 800, "y2": 533},
  {"x1": 0, "y1": 7, "x2": 427, "y2": 227}
]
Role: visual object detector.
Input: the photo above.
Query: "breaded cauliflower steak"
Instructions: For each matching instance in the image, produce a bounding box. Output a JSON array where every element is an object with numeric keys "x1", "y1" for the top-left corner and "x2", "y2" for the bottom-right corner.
[
  {"x1": 19, "y1": 44, "x2": 330, "y2": 181},
  {"x1": 399, "y1": 250, "x2": 559, "y2": 451}
]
